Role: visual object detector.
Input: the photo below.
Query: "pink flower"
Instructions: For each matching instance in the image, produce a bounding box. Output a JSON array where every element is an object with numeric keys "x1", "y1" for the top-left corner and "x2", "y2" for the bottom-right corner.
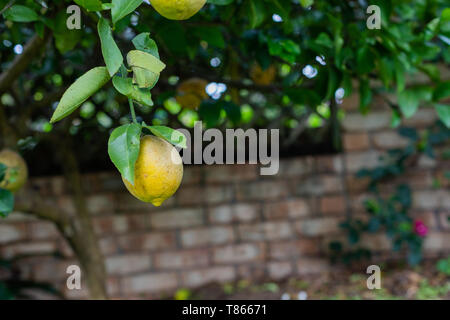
[{"x1": 414, "y1": 220, "x2": 428, "y2": 237}]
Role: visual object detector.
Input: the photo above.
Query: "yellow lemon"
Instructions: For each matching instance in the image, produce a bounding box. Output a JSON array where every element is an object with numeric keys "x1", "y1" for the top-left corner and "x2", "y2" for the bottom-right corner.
[
  {"x1": 150, "y1": 0, "x2": 207, "y2": 20},
  {"x1": 176, "y1": 78, "x2": 209, "y2": 110},
  {"x1": 122, "y1": 135, "x2": 183, "y2": 206},
  {"x1": 0, "y1": 149, "x2": 28, "y2": 193},
  {"x1": 250, "y1": 63, "x2": 277, "y2": 85}
]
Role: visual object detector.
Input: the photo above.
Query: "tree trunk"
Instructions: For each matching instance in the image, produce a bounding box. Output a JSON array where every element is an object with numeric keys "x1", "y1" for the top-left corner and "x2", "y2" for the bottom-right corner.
[{"x1": 59, "y1": 142, "x2": 108, "y2": 300}]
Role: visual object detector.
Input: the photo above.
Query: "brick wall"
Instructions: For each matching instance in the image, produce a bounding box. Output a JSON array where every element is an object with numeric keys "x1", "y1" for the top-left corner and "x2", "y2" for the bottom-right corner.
[{"x1": 0, "y1": 96, "x2": 449, "y2": 299}]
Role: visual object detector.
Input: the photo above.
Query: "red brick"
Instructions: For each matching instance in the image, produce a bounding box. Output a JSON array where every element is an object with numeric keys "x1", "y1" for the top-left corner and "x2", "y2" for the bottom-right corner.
[
  {"x1": 204, "y1": 185, "x2": 234, "y2": 204},
  {"x1": 180, "y1": 226, "x2": 234, "y2": 248},
  {"x1": 105, "y1": 254, "x2": 151, "y2": 275},
  {"x1": 176, "y1": 185, "x2": 205, "y2": 205},
  {"x1": 424, "y1": 233, "x2": 450, "y2": 251},
  {"x1": 371, "y1": 131, "x2": 409, "y2": 149},
  {"x1": 32, "y1": 257, "x2": 70, "y2": 281},
  {"x1": 86, "y1": 194, "x2": 115, "y2": 214},
  {"x1": 57, "y1": 196, "x2": 76, "y2": 215},
  {"x1": 97, "y1": 172, "x2": 123, "y2": 192},
  {"x1": 29, "y1": 222, "x2": 60, "y2": 240},
  {"x1": 342, "y1": 111, "x2": 391, "y2": 132},
  {"x1": 50, "y1": 176, "x2": 66, "y2": 195},
  {"x1": 209, "y1": 203, "x2": 259, "y2": 224},
  {"x1": 417, "y1": 154, "x2": 437, "y2": 168},
  {"x1": 0, "y1": 224, "x2": 27, "y2": 243},
  {"x1": 236, "y1": 181, "x2": 289, "y2": 201},
  {"x1": 403, "y1": 108, "x2": 437, "y2": 127},
  {"x1": 236, "y1": 264, "x2": 266, "y2": 280},
  {"x1": 320, "y1": 196, "x2": 346, "y2": 214},
  {"x1": 267, "y1": 261, "x2": 293, "y2": 280},
  {"x1": 93, "y1": 216, "x2": 129, "y2": 235},
  {"x1": 182, "y1": 266, "x2": 235, "y2": 288},
  {"x1": 413, "y1": 190, "x2": 449, "y2": 210},
  {"x1": 154, "y1": 249, "x2": 209, "y2": 269},
  {"x1": 315, "y1": 155, "x2": 343, "y2": 173},
  {"x1": 117, "y1": 232, "x2": 176, "y2": 251},
  {"x1": 346, "y1": 175, "x2": 370, "y2": 194},
  {"x1": 2, "y1": 242, "x2": 56, "y2": 259},
  {"x1": 341, "y1": 93, "x2": 359, "y2": 111},
  {"x1": 263, "y1": 198, "x2": 310, "y2": 219},
  {"x1": 126, "y1": 213, "x2": 149, "y2": 231},
  {"x1": 149, "y1": 208, "x2": 204, "y2": 229},
  {"x1": 182, "y1": 165, "x2": 202, "y2": 184},
  {"x1": 278, "y1": 158, "x2": 313, "y2": 177},
  {"x1": 238, "y1": 222, "x2": 293, "y2": 242},
  {"x1": 106, "y1": 277, "x2": 121, "y2": 297},
  {"x1": 359, "y1": 234, "x2": 391, "y2": 251},
  {"x1": 204, "y1": 164, "x2": 258, "y2": 183},
  {"x1": 99, "y1": 237, "x2": 118, "y2": 255},
  {"x1": 213, "y1": 243, "x2": 265, "y2": 264},
  {"x1": 121, "y1": 272, "x2": 178, "y2": 294},
  {"x1": 345, "y1": 151, "x2": 382, "y2": 173},
  {"x1": 295, "y1": 175, "x2": 343, "y2": 196},
  {"x1": 343, "y1": 133, "x2": 370, "y2": 151},
  {"x1": 294, "y1": 217, "x2": 341, "y2": 236},
  {"x1": 296, "y1": 258, "x2": 330, "y2": 275},
  {"x1": 269, "y1": 239, "x2": 320, "y2": 259}
]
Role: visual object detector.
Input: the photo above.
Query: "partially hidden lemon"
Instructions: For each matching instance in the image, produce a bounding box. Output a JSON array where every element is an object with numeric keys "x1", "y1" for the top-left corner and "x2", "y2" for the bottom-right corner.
[
  {"x1": 122, "y1": 135, "x2": 183, "y2": 207},
  {"x1": 0, "y1": 149, "x2": 28, "y2": 193},
  {"x1": 150, "y1": 0, "x2": 207, "y2": 20},
  {"x1": 176, "y1": 78, "x2": 209, "y2": 110},
  {"x1": 250, "y1": 63, "x2": 277, "y2": 85}
]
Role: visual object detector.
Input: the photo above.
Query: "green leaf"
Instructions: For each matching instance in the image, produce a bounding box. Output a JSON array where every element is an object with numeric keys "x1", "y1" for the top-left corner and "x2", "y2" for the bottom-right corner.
[
  {"x1": 208, "y1": 0, "x2": 234, "y2": 5},
  {"x1": 3, "y1": 5, "x2": 39, "y2": 22},
  {"x1": 74, "y1": 0, "x2": 103, "y2": 11},
  {"x1": 50, "y1": 67, "x2": 111, "y2": 123},
  {"x1": 300, "y1": 0, "x2": 314, "y2": 8},
  {"x1": 98, "y1": 18, "x2": 123, "y2": 76},
  {"x1": 0, "y1": 189, "x2": 14, "y2": 218},
  {"x1": 434, "y1": 104, "x2": 450, "y2": 128},
  {"x1": 0, "y1": 163, "x2": 7, "y2": 182},
  {"x1": 127, "y1": 50, "x2": 166, "y2": 74},
  {"x1": 246, "y1": 0, "x2": 266, "y2": 29},
  {"x1": 398, "y1": 89, "x2": 420, "y2": 118},
  {"x1": 143, "y1": 125, "x2": 187, "y2": 149},
  {"x1": 108, "y1": 124, "x2": 142, "y2": 184},
  {"x1": 433, "y1": 81, "x2": 450, "y2": 101},
  {"x1": 199, "y1": 101, "x2": 222, "y2": 128},
  {"x1": 111, "y1": 0, "x2": 143, "y2": 25},
  {"x1": 359, "y1": 79, "x2": 372, "y2": 113},
  {"x1": 112, "y1": 76, "x2": 153, "y2": 107},
  {"x1": 132, "y1": 68, "x2": 159, "y2": 89},
  {"x1": 132, "y1": 33, "x2": 160, "y2": 59},
  {"x1": 191, "y1": 26, "x2": 226, "y2": 49}
]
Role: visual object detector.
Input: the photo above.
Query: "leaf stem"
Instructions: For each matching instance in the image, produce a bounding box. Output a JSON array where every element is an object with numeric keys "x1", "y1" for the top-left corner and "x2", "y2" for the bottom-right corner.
[{"x1": 128, "y1": 98, "x2": 137, "y2": 123}]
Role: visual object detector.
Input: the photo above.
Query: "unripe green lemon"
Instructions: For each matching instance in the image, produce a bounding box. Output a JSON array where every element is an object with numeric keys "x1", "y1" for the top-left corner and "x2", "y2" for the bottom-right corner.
[{"x1": 0, "y1": 149, "x2": 28, "y2": 193}]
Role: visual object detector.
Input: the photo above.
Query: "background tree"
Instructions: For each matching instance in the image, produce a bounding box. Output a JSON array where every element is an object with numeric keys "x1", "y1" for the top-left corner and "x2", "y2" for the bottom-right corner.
[{"x1": 0, "y1": 0, "x2": 449, "y2": 299}]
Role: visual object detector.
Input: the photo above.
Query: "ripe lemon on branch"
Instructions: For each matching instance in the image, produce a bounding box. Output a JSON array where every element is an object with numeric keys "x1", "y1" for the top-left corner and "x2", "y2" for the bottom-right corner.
[
  {"x1": 0, "y1": 149, "x2": 28, "y2": 192},
  {"x1": 150, "y1": 0, "x2": 207, "y2": 20},
  {"x1": 122, "y1": 135, "x2": 183, "y2": 207}
]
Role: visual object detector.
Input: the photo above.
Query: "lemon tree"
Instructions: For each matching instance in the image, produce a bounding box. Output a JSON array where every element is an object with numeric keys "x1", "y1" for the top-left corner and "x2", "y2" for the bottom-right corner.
[{"x1": 45, "y1": 0, "x2": 203, "y2": 206}]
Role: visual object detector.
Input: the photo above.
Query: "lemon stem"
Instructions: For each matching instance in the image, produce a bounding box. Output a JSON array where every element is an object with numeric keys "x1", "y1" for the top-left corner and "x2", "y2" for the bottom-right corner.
[{"x1": 128, "y1": 98, "x2": 137, "y2": 123}]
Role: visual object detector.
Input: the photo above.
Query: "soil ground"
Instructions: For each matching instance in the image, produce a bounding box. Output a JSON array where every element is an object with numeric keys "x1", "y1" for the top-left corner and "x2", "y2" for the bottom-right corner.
[{"x1": 175, "y1": 259, "x2": 450, "y2": 300}]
